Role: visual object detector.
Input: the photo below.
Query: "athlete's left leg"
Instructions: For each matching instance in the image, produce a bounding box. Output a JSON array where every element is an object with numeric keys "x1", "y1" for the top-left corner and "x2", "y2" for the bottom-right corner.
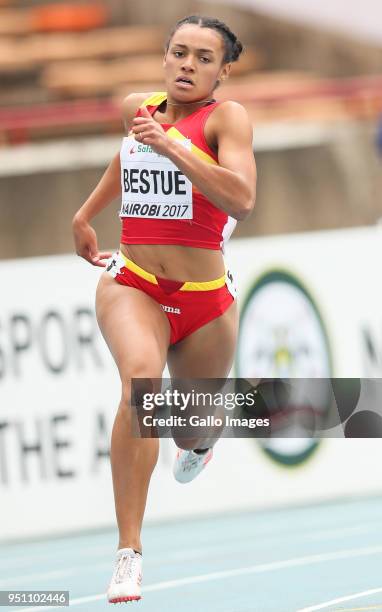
[
  {"x1": 167, "y1": 299, "x2": 238, "y2": 456},
  {"x1": 168, "y1": 299, "x2": 238, "y2": 377}
]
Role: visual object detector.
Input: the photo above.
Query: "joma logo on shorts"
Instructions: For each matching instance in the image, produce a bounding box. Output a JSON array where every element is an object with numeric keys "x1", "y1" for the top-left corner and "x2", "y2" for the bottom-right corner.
[{"x1": 161, "y1": 305, "x2": 181, "y2": 315}]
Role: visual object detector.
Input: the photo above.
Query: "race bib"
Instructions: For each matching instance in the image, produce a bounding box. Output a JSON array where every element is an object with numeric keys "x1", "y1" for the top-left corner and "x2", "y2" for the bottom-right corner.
[{"x1": 119, "y1": 136, "x2": 193, "y2": 220}]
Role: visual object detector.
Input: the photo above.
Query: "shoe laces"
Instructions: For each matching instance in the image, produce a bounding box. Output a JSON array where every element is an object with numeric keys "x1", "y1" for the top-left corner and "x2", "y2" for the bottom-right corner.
[
  {"x1": 114, "y1": 552, "x2": 140, "y2": 584},
  {"x1": 183, "y1": 451, "x2": 204, "y2": 470}
]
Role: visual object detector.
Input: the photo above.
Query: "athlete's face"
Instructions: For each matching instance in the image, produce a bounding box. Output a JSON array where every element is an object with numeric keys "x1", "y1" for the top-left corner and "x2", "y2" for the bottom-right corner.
[{"x1": 164, "y1": 24, "x2": 231, "y2": 101}]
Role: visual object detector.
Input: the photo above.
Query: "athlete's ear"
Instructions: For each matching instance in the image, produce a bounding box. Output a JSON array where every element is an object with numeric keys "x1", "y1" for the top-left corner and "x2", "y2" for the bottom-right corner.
[{"x1": 220, "y1": 62, "x2": 232, "y2": 82}]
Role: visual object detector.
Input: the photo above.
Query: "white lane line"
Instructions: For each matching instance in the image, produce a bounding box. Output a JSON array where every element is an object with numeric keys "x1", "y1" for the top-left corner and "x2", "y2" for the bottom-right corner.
[
  {"x1": 0, "y1": 527, "x2": 368, "y2": 587},
  {"x1": 18, "y1": 593, "x2": 105, "y2": 611},
  {"x1": 17, "y1": 544, "x2": 382, "y2": 611},
  {"x1": 296, "y1": 587, "x2": 382, "y2": 611},
  {"x1": 2, "y1": 518, "x2": 381, "y2": 571},
  {"x1": 331, "y1": 606, "x2": 382, "y2": 611},
  {"x1": 1, "y1": 523, "x2": 378, "y2": 582}
]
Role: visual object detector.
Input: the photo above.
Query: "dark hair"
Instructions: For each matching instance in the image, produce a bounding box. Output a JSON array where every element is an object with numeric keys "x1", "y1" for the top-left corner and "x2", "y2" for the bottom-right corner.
[{"x1": 165, "y1": 15, "x2": 244, "y2": 64}]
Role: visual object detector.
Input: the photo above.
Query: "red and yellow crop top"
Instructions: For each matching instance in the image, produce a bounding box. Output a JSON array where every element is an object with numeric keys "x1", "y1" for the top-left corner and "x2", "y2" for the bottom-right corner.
[{"x1": 119, "y1": 92, "x2": 237, "y2": 251}]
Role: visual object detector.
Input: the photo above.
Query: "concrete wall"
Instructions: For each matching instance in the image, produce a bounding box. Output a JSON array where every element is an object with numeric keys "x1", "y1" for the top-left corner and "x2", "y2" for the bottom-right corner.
[
  {"x1": 0, "y1": 168, "x2": 120, "y2": 259},
  {"x1": 250, "y1": 124, "x2": 382, "y2": 238}
]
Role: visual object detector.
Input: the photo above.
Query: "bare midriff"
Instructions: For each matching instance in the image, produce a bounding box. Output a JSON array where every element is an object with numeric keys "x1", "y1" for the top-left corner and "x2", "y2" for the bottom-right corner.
[{"x1": 119, "y1": 243, "x2": 225, "y2": 282}]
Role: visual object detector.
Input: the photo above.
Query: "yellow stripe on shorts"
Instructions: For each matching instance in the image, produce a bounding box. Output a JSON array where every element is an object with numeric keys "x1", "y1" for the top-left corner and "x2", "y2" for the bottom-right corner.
[
  {"x1": 180, "y1": 276, "x2": 226, "y2": 291},
  {"x1": 120, "y1": 252, "x2": 158, "y2": 285},
  {"x1": 119, "y1": 252, "x2": 226, "y2": 291}
]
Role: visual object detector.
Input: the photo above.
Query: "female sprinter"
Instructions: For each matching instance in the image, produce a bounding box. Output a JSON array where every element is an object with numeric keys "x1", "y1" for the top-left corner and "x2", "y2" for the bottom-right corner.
[{"x1": 72, "y1": 15, "x2": 256, "y2": 604}]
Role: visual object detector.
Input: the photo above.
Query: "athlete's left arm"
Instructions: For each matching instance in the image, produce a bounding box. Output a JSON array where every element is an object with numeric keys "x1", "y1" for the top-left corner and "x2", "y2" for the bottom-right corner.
[{"x1": 132, "y1": 103, "x2": 256, "y2": 220}]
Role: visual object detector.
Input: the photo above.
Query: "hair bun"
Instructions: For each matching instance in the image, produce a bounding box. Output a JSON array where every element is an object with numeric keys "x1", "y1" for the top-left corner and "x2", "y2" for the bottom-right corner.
[{"x1": 233, "y1": 39, "x2": 243, "y2": 62}]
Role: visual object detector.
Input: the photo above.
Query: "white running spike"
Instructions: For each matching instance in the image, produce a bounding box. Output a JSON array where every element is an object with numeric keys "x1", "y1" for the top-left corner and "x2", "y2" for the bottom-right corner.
[{"x1": 173, "y1": 448, "x2": 213, "y2": 483}]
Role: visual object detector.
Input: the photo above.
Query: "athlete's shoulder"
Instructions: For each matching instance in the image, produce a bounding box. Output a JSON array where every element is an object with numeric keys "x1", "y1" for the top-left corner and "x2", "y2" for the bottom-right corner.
[
  {"x1": 214, "y1": 100, "x2": 251, "y2": 124},
  {"x1": 206, "y1": 100, "x2": 252, "y2": 146},
  {"x1": 122, "y1": 92, "x2": 153, "y2": 128},
  {"x1": 121, "y1": 92, "x2": 168, "y2": 132}
]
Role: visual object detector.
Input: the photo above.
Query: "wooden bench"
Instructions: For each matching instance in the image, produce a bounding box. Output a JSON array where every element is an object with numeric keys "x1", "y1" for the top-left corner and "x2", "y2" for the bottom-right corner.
[
  {"x1": 0, "y1": 4, "x2": 108, "y2": 35},
  {"x1": 0, "y1": 25, "x2": 165, "y2": 72}
]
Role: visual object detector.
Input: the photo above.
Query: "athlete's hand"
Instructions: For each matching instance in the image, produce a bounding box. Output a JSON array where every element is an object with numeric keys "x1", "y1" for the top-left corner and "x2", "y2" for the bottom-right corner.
[
  {"x1": 131, "y1": 106, "x2": 171, "y2": 155},
  {"x1": 72, "y1": 216, "x2": 112, "y2": 267}
]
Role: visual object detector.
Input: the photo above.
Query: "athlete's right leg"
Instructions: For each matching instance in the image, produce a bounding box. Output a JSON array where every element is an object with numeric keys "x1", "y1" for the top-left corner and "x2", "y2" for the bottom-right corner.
[{"x1": 96, "y1": 272, "x2": 170, "y2": 554}]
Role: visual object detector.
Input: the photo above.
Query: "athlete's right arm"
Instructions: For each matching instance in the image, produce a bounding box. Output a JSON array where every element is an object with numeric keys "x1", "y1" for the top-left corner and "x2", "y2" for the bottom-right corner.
[{"x1": 72, "y1": 92, "x2": 147, "y2": 266}]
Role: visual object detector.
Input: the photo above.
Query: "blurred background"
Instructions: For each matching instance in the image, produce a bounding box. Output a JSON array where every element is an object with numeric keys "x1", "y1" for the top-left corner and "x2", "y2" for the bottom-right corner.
[{"x1": 1, "y1": 2, "x2": 382, "y2": 610}]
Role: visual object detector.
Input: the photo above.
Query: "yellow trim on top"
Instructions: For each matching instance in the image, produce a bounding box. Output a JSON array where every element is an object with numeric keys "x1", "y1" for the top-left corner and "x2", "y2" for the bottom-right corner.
[
  {"x1": 142, "y1": 92, "x2": 167, "y2": 108},
  {"x1": 120, "y1": 252, "x2": 226, "y2": 292},
  {"x1": 191, "y1": 142, "x2": 218, "y2": 166},
  {"x1": 166, "y1": 126, "x2": 218, "y2": 166},
  {"x1": 139, "y1": 93, "x2": 218, "y2": 166}
]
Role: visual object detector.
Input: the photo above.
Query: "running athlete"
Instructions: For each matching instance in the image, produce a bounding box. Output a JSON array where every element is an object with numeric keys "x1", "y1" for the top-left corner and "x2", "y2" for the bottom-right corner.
[{"x1": 72, "y1": 15, "x2": 256, "y2": 604}]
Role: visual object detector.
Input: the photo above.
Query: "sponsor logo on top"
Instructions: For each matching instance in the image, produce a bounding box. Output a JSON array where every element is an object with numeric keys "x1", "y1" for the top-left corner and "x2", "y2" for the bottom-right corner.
[{"x1": 129, "y1": 143, "x2": 165, "y2": 157}]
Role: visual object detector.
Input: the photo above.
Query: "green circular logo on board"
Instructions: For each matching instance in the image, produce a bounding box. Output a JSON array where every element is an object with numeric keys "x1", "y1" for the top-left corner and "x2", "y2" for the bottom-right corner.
[{"x1": 236, "y1": 270, "x2": 333, "y2": 466}]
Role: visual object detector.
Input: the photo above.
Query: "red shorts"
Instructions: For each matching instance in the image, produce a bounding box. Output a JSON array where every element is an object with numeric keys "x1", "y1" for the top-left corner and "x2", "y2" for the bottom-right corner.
[{"x1": 106, "y1": 251, "x2": 236, "y2": 345}]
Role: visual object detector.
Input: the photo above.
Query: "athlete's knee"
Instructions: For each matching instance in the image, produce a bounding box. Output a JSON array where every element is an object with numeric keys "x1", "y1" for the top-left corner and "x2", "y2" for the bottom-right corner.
[
  {"x1": 116, "y1": 383, "x2": 133, "y2": 429},
  {"x1": 119, "y1": 378, "x2": 132, "y2": 404},
  {"x1": 119, "y1": 374, "x2": 161, "y2": 419}
]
